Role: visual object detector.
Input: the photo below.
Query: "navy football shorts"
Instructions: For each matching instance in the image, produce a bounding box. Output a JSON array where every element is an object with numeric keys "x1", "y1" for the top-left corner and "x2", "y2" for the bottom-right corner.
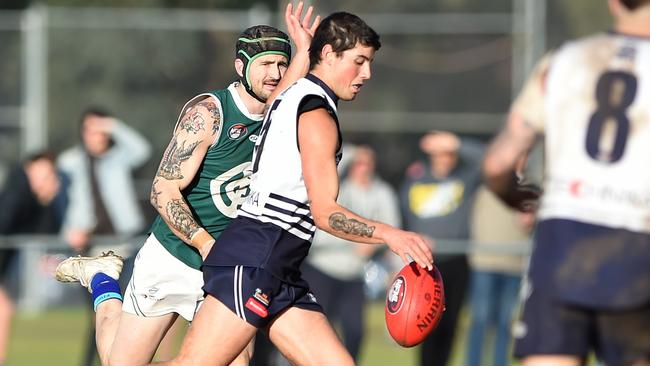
[
  {"x1": 513, "y1": 284, "x2": 650, "y2": 364},
  {"x1": 202, "y1": 265, "x2": 323, "y2": 328}
]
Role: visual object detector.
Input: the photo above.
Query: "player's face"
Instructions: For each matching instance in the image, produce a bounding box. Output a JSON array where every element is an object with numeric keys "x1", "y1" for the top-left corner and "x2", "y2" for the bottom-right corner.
[
  {"x1": 331, "y1": 43, "x2": 375, "y2": 101},
  {"x1": 248, "y1": 54, "x2": 289, "y2": 102}
]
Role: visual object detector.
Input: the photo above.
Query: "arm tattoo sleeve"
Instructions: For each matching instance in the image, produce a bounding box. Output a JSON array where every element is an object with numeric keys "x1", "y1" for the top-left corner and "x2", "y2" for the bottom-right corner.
[
  {"x1": 156, "y1": 137, "x2": 202, "y2": 180},
  {"x1": 166, "y1": 198, "x2": 201, "y2": 240},
  {"x1": 180, "y1": 100, "x2": 220, "y2": 135},
  {"x1": 329, "y1": 212, "x2": 375, "y2": 238},
  {"x1": 150, "y1": 178, "x2": 162, "y2": 209},
  {"x1": 208, "y1": 102, "x2": 222, "y2": 136},
  {"x1": 179, "y1": 114, "x2": 205, "y2": 134}
]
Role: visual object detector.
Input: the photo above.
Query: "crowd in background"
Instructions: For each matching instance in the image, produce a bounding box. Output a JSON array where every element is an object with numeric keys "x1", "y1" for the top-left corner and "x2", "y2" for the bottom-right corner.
[
  {"x1": 0, "y1": 107, "x2": 152, "y2": 366},
  {"x1": 0, "y1": 113, "x2": 533, "y2": 366}
]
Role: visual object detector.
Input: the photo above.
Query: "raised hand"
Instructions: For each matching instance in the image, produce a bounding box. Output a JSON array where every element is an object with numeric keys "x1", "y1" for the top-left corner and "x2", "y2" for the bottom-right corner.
[{"x1": 285, "y1": 1, "x2": 321, "y2": 52}]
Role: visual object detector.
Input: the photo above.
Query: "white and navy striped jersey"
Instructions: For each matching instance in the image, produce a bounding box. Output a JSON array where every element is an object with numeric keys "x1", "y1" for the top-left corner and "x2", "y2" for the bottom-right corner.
[
  {"x1": 203, "y1": 74, "x2": 343, "y2": 285},
  {"x1": 238, "y1": 74, "x2": 342, "y2": 241},
  {"x1": 514, "y1": 32, "x2": 650, "y2": 233}
]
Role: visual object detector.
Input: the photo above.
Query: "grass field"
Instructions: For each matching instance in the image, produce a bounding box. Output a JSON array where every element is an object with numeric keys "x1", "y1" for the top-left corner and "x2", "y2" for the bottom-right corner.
[{"x1": 6, "y1": 302, "x2": 521, "y2": 366}]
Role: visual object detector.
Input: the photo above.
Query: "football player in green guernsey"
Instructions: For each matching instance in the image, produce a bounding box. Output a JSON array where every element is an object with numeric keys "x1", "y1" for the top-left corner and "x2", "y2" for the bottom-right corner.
[{"x1": 54, "y1": 3, "x2": 320, "y2": 365}]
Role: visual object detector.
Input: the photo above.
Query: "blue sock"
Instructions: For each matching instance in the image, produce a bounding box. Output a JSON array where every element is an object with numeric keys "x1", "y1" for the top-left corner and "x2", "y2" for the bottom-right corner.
[{"x1": 90, "y1": 272, "x2": 123, "y2": 311}]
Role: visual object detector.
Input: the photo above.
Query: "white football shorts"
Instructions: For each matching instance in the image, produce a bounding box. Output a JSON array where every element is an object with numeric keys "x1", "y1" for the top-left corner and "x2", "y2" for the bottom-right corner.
[{"x1": 122, "y1": 234, "x2": 204, "y2": 321}]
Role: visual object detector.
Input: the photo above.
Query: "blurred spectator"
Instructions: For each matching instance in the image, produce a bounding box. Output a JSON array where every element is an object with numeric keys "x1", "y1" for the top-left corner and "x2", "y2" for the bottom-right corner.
[
  {"x1": 302, "y1": 145, "x2": 401, "y2": 360},
  {"x1": 0, "y1": 150, "x2": 68, "y2": 365},
  {"x1": 399, "y1": 130, "x2": 483, "y2": 366},
  {"x1": 57, "y1": 107, "x2": 151, "y2": 253},
  {"x1": 57, "y1": 107, "x2": 151, "y2": 366},
  {"x1": 466, "y1": 186, "x2": 534, "y2": 366}
]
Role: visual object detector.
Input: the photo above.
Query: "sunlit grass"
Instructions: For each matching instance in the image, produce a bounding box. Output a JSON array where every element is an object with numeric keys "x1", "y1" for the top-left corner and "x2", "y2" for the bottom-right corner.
[{"x1": 7, "y1": 303, "x2": 595, "y2": 366}]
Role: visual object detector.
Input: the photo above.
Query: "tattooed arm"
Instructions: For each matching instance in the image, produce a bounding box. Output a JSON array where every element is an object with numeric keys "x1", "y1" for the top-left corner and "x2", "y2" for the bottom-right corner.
[
  {"x1": 150, "y1": 97, "x2": 222, "y2": 259},
  {"x1": 298, "y1": 108, "x2": 433, "y2": 270}
]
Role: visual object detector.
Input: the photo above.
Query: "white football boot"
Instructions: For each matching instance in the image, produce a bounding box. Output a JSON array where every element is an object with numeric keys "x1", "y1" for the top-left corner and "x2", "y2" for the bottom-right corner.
[{"x1": 55, "y1": 251, "x2": 124, "y2": 293}]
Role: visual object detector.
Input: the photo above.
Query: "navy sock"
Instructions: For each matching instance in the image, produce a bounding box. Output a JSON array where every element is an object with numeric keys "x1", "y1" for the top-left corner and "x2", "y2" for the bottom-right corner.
[{"x1": 90, "y1": 272, "x2": 122, "y2": 311}]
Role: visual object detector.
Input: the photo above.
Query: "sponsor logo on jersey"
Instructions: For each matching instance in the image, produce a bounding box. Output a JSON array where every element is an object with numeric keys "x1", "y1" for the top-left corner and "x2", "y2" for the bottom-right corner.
[
  {"x1": 228, "y1": 124, "x2": 248, "y2": 140},
  {"x1": 552, "y1": 178, "x2": 650, "y2": 207},
  {"x1": 245, "y1": 297, "x2": 268, "y2": 318},
  {"x1": 386, "y1": 276, "x2": 406, "y2": 314},
  {"x1": 249, "y1": 134, "x2": 258, "y2": 143}
]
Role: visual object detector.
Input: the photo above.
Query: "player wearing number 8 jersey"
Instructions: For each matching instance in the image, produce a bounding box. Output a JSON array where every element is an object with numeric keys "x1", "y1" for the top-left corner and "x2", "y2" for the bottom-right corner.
[
  {"x1": 483, "y1": 0, "x2": 650, "y2": 365},
  {"x1": 54, "y1": 3, "x2": 321, "y2": 365}
]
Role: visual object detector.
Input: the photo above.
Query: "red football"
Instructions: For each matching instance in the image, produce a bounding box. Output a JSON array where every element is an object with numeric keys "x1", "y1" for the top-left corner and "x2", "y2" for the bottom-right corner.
[{"x1": 385, "y1": 262, "x2": 445, "y2": 347}]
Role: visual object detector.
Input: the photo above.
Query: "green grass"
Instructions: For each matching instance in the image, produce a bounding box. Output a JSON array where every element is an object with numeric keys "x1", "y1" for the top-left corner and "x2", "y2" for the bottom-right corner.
[
  {"x1": 359, "y1": 302, "x2": 418, "y2": 366},
  {"x1": 8, "y1": 307, "x2": 91, "y2": 365},
  {"x1": 6, "y1": 303, "x2": 426, "y2": 366},
  {"x1": 4, "y1": 304, "x2": 464, "y2": 366},
  {"x1": 359, "y1": 301, "x2": 477, "y2": 366},
  {"x1": 7, "y1": 304, "x2": 419, "y2": 365},
  {"x1": 6, "y1": 303, "x2": 594, "y2": 366}
]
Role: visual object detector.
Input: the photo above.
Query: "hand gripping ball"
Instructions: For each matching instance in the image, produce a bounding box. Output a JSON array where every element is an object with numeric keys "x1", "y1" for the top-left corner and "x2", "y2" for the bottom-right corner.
[{"x1": 385, "y1": 262, "x2": 445, "y2": 347}]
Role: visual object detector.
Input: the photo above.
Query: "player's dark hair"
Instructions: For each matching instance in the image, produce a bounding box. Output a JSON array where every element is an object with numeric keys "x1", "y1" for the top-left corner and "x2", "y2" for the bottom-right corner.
[
  {"x1": 621, "y1": 0, "x2": 650, "y2": 9},
  {"x1": 309, "y1": 12, "x2": 381, "y2": 69}
]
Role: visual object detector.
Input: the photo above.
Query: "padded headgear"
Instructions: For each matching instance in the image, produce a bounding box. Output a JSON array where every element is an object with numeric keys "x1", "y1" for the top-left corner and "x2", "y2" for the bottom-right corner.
[{"x1": 236, "y1": 25, "x2": 292, "y2": 102}]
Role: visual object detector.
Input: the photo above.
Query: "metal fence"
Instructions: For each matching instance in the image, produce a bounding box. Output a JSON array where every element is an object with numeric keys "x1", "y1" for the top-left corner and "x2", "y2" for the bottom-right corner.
[{"x1": 0, "y1": 2, "x2": 545, "y2": 174}]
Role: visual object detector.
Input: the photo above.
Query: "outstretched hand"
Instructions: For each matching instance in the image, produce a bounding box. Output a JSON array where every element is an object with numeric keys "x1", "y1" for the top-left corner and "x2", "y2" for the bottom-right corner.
[
  {"x1": 285, "y1": 1, "x2": 320, "y2": 52},
  {"x1": 383, "y1": 227, "x2": 434, "y2": 271}
]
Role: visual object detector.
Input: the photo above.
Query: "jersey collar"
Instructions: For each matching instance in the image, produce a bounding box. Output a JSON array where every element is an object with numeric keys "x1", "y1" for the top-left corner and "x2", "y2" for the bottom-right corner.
[
  {"x1": 228, "y1": 82, "x2": 265, "y2": 121},
  {"x1": 306, "y1": 73, "x2": 339, "y2": 106}
]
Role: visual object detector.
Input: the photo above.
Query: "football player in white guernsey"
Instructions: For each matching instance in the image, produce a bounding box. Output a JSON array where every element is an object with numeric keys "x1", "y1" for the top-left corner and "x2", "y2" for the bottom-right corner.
[
  {"x1": 154, "y1": 12, "x2": 434, "y2": 366},
  {"x1": 483, "y1": 0, "x2": 650, "y2": 365},
  {"x1": 53, "y1": 3, "x2": 320, "y2": 366}
]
